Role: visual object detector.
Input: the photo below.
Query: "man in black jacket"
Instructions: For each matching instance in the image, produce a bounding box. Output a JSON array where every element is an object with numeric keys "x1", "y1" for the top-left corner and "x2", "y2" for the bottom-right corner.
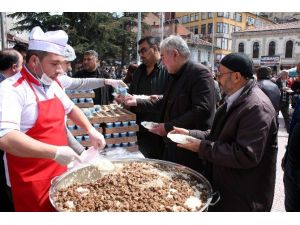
[
  {"x1": 276, "y1": 70, "x2": 292, "y2": 132},
  {"x1": 170, "y1": 53, "x2": 278, "y2": 211},
  {"x1": 74, "y1": 50, "x2": 113, "y2": 105},
  {"x1": 123, "y1": 35, "x2": 216, "y2": 173},
  {"x1": 125, "y1": 36, "x2": 169, "y2": 159},
  {"x1": 256, "y1": 66, "x2": 281, "y2": 113}
]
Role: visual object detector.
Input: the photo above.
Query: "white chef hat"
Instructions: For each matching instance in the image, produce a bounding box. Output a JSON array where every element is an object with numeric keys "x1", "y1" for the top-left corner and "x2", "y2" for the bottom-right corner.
[
  {"x1": 28, "y1": 26, "x2": 68, "y2": 56},
  {"x1": 64, "y1": 44, "x2": 76, "y2": 61}
]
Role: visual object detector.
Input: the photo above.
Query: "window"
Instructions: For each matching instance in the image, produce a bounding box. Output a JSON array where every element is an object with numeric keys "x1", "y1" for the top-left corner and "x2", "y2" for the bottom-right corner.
[
  {"x1": 268, "y1": 41, "x2": 276, "y2": 56},
  {"x1": 218, "y1": 12, "x2": 230, "y2": 18},
  {"x1": 201, "y1": 12, "x2": 207, "y2": 20},
  {"x1": 224, "y1": 12, "x2": 230, "y2": 18},
  {"x1": 208, "y1": 23, "x2": 213, "y2": 34},
  {"x1": 247, "y1": 16, "x2": 255, "y2": 25},
  {"x1": 195, "y1": 13, "x2": 199, "y2": 21},
  {"x1": 217, "y1": 12, "x2": 224, "y2": 17},
  {"x1": 182, "y1": 15, "x2": 190, "y2": 24},
  {"x1": 217, "y1": 23, "x2": 229, "y2": 33},
  {"x1": 223, "y1": 23, "x2": 229, "y2": 34},
  {"x1": 285, "y1": 40, "x2": 293, "y2": 58},
  {"x1": 194, "y1": 26, "x2": 199, "y2": 34},
  {"x1": 208, "y1": 12, "x2": 213, "y2": 19},
  {"x1": 253, "y1": 42, "x2": 259, "y2": 58},
  {"x1": 217, "y1": 22, "x2": 223, "y2": 33},
  {"x1": 235, "y1": 13, "x2": 242, "y2": 22},
  {"x1": 198, "y1": 50, "x2": 201, "y2": 62},
  {"x1": 216, "y1": 38, "x2": 229, "y2": 50},
  {"x1": 190, "y1": 14, "x2": 194, "y2": 22},
  {"x1": 238, "y1": 43, "x2": 244, "y2": 53},
  {"x1": 201, "y1": 24, "x2": 206, "y2": 34}
]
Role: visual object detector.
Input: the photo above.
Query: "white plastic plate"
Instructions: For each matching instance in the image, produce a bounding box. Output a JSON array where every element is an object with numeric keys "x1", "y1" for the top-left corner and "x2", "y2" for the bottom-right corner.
[
  {"x1": 167, "y1": 133, "x2": 198, "y2": 144},
  {"x1": 141, "y1": 121, "x2": 158, "y2": 130}
]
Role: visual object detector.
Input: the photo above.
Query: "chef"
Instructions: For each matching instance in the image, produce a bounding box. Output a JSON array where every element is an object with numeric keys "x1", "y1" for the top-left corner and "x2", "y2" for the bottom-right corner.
[{"x1": 0, "y1": 26, "x2": 106, "y2": 211}]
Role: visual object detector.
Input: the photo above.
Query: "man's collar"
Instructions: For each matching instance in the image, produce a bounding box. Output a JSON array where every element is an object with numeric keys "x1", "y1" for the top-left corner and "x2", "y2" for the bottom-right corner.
[{"x1": 21, "y1": 66, "x2": 41, "y2": 86}]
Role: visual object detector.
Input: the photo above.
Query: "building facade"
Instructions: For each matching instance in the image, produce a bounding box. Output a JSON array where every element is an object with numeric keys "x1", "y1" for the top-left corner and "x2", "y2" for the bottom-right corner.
[
  {"x1": 175, "y1": 12, "x2": 274, "y2": 63},
  {"x1": 232, "y1": 21, "x2": 300, "y2": 73}
]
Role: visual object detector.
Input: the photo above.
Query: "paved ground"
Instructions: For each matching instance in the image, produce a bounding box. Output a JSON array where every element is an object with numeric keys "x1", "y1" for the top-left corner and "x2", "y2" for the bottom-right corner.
[{"x1": 271, "y1": 112, "x2": 289, "y2": 212}]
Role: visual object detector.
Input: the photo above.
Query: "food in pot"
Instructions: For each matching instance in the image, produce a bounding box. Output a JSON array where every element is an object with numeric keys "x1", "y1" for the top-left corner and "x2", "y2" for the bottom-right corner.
[{"x1": 52, "y1": 162, "x2": 209, "y2": 212}]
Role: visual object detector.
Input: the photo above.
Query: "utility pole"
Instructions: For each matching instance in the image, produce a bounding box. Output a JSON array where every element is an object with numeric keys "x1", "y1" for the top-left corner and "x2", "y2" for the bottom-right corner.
[
  {"x1": 137, "y1": 12, "x2": 142, "y2": 64},
  {"x1": 0, "y1": 12, "x2": 7, "y2": 50},
  {"x1": 161, "y1": 12, "x2": 164, "y2": 42},
  {"x1": 211, "y1": 12, "x2": 215, "y2": 71}
]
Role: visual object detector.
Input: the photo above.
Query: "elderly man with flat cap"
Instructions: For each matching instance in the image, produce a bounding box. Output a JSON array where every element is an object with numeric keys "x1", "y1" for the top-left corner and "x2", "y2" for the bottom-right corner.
[
  {"x1": 0, "y1": 26, "x2": 106, "y2": 211},
  {"x1": 170, "y1": 53, "x2": 278, "y2": 211}
]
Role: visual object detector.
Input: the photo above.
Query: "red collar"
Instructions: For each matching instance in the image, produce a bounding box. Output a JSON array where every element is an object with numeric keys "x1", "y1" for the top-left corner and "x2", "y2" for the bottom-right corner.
[{"x1": 21, "y1": 67, "x2": 41, "y2": 86}]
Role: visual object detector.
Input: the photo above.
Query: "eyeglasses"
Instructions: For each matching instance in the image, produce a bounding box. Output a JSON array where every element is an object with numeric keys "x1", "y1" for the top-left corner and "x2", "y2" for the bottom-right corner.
[
  {"x1": 138, "y1": 47, "x2": 150, "y2": 55},
  {"x1": 215, "y1": 71, "x2": 235, "y2": 78}
]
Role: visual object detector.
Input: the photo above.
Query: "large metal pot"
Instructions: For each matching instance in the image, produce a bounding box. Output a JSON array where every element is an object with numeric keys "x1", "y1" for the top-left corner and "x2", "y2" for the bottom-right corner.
[{"x1": 49, "y1": 159, "x2": 218, "y2": 212}]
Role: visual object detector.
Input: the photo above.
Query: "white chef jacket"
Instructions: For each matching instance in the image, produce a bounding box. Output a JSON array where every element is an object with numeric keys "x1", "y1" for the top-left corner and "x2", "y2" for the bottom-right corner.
[
  {"x1": 0, "y1": 67, "x2": 75, "y2": 186},
  {"x1": 0, "y1": 67, "x2": 74, "y2": 134}
]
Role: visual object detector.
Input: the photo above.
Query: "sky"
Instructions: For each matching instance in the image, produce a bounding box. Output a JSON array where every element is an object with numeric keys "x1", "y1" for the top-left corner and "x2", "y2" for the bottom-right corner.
[{"x1": 2, "y1": 0, "x2": 300, "y2": 12}]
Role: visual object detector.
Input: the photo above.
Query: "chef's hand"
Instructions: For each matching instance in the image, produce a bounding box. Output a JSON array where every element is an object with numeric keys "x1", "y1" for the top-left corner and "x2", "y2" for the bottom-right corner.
[
  {"x1": 169, "y1": 126, "x2": 189, "y2": 135},
  {"x1": 177, "y1": 138, "x2": 201, "y2": 153},
  {"x1": 88, "y1": 127, "x2": 106, "y2": 150},
  {"x1": 149, "y1": 123, "x2": 167, "y2": 136},
  {"x1": 124, "y1": 94, "x2": 137, "y2": 106},
  {"x1": 105, "y1": 79, "x2": 128, "y2": 89},
  {"x1": 54, "y1": 146, "x2": 82, "y2": 165}
]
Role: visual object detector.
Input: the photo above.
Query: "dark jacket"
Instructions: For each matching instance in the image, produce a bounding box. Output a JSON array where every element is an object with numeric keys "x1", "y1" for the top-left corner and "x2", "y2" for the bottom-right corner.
[
  {"x1": 276, "y1": 78, "x2": 290, "y2": 107},
  {"x1": 135, "y1": 60, "x2": 216, "y2": 172},
  {"x1": 190, "y1": 79, "x2": 278, "y2": 211},
  {"x1": 128, "y1": 61, "x2": 169, "y2": 159},
  {"x1": 74, "y1": 67, "x2": 113, "y2": 105},
  {"x1": 257, "y1": 79, "x2": 280, "y2": 112}
]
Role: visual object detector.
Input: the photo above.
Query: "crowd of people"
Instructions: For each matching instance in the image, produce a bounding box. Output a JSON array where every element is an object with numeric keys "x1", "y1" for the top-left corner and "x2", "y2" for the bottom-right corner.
[{"x1": 0, "y1": 25, "x2": 300, "y2": 212}]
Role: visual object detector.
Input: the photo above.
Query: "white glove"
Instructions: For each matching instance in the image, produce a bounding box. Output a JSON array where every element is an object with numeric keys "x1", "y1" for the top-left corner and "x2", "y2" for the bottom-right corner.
[
  {"x1": 54, "y1": 146, "x2": 82, "y2": 165},
  {"x1": 88, "y1": 127, "x2": 106, "y2": 150},
  {"x1": 105, "y1": 79, "x2": 128, "y2": 89}
]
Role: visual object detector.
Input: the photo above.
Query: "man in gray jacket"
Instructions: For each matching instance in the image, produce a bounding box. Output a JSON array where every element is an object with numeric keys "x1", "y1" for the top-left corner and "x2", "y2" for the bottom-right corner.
[{"x1": 170, "y1": 53, "x2": 278, "y2": 211}]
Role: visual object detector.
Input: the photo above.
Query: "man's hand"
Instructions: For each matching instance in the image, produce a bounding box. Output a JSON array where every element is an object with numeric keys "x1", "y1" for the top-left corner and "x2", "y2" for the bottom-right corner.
[
  {"x1": 169, "y1": 126, "x2": 189, "y2": 135},
  {"x1": 149, "y1": 123, "x2": 167, "y2": 136},
  {"x1": 88, "y1": 127, "x2": 106, "y2": 150},
  {"x1": 149, "y1": 95, "x2": 162, "y2": 102},
  {"x1": 54, "y1": 146, "x2": 82, "y2": 165},
  {"x1": 105, "y1": 79, "x2": 128, "y2": 89},
  {"x1": 177, "y1": 138, "x2": 201, "y2": 153},
  {"x1": 124, "y1": 94, "x2": 137, "y2": 106}
]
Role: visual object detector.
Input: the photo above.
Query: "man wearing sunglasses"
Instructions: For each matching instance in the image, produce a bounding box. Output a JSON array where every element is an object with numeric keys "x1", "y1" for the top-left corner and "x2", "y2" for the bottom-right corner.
[{"x1": 117, "y1": 36, "x2": 169, "y2": 160}]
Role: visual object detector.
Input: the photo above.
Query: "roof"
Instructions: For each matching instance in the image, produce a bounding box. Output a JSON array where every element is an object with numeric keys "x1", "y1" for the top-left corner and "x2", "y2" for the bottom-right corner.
[
  {"x1": 7, "y1": 32, "x2": 28, "y2": 44},
  {"x1": 235, "y1": 21, "x2": 300, "y2": 33},
  {"x1": 186, "y1": 38, "x2": 216, "y2": 48},
  {"x1": 148, "y1": 23, "x2": 191, "y2": 37}
]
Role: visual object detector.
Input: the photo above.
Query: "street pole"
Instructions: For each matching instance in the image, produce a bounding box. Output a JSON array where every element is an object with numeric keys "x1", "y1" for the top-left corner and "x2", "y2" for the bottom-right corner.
[
  {"x1": 137, "y1": 12, "x2": 142, "y2": 64},
  {"x1": 211, "y1": 12, "x2": 215, "y2": 71},
  {"x1": 161, "y1": 12, "x2": 164, "y2": 42},
  {"x1": 0, "y1": 12, "x2": 7, "y2": 50}
]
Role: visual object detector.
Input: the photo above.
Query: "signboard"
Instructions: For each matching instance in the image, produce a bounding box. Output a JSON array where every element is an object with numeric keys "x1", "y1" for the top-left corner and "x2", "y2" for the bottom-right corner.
[{"x1": 260, "y1": 56, "x2": 281, "y2": 66}]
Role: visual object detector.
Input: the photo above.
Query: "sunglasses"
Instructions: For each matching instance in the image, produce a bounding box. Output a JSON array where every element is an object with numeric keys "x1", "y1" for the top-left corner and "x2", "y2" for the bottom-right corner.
[{"x1": 138, "y1": 47, "x2": 150, "y2": 55}]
